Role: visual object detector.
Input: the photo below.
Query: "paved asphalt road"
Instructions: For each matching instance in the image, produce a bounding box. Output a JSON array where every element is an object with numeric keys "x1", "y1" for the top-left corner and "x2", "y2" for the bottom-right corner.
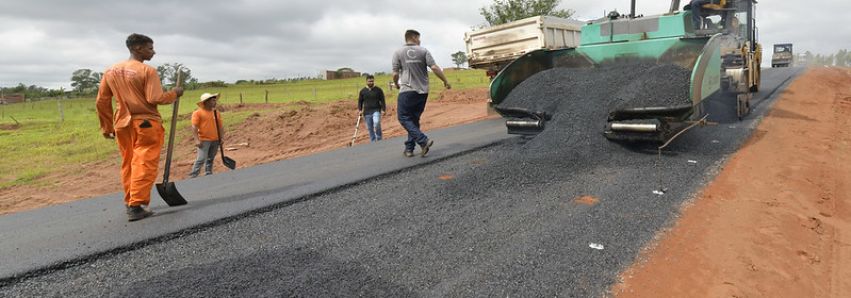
[
  {"x1": 0, "y1": 67, "x2": 801, "y2": 297},
  {"x1": 0, "y1": 117, "x2": 513, "y2": 281}
]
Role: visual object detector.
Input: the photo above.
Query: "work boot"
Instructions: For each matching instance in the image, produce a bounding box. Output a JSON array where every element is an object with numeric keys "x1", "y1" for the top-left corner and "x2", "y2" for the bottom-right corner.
[
  {"x1": 420, "y1": 139, "x2": 434, "y2": 157},
  {"x1": 127, "y1": 205, "x2": 154, "y2": 222},
  {"x1": 404, "y1": 150, "x2": 414, "y2": 158}
]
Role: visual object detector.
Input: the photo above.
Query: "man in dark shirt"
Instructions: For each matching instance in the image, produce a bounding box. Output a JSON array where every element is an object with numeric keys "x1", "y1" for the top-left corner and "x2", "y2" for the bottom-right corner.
[
  {"x1": 358, "y1": 74, "x2": 386, "y2": 142},
  {"x1": 689, "y1": 0, "x2": 711, "y2": 31}
]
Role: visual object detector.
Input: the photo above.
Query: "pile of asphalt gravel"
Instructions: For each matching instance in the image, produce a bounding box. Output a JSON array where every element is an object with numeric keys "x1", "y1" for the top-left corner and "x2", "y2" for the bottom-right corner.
[
  {"x1": 612, "y1": 64, "x2": 692, "y2": 109},
  {"x1": 499, "y1": 64, "x2": 691, "y2": 129}
]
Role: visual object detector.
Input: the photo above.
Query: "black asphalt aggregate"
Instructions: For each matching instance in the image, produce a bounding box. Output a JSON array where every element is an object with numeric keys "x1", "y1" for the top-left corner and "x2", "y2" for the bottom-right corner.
[
  {"x1": 500, "y1": 64, "x2": 692, "y2": 113},
  {"x1": 0, "y1": 67, "x2": 801, "y2": 297}
]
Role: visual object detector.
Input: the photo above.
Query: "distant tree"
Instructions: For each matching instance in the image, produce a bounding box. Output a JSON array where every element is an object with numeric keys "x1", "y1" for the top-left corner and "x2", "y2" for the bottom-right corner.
[
  {"x1": 90, "y1": 71, "x2": 102, "y2": 83},
  {"x1": 200, "y1": 80, "x2": 228, "y2": 88},
  {"x1": 834, "y1": 49, "x2": 848, "y2": 67},
  {"x1": 451, "y1": 51, "x2": 467, "y2": 68},
  {"x1": 157, "y1": 63, "x2": 193, "y2": 87},
  {"x1": 71, "y1": 69, "x2": 92, "y2": 93},
  {"x1": 156, "y1": 65, "x2": 168, "y2": 85},
  {"x1": 90, "y1": 71, "x2": 103, "y2": 93},
  {"x1": 802, "y1": 51, "x2": 814, "y2": 65},
  {"x1": 70, "y1": 69, "x2": 101, "y2": 94},
  {"x1": 480, "y1": 0, "x2": 574, "y2": 26},
  {"x1": 187, "y1": 78, "x2": 199, "y2": 90}
]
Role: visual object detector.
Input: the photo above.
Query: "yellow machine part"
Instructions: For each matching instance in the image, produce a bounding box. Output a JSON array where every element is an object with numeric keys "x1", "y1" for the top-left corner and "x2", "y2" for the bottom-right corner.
[{"x1": 702, "y1": 0, "x2": 727, "y2": 11}]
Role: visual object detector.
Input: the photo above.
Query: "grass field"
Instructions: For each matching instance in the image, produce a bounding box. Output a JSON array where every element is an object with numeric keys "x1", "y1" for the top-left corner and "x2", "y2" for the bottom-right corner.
[{"x1": 0, "y1": 69, "x2": 488, "y2": 189}]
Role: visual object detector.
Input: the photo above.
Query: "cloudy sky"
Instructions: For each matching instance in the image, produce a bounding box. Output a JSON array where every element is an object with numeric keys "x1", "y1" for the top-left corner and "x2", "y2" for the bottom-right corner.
[{"x1": 1, "y1": 0, "x2": 848, "y2": 89}]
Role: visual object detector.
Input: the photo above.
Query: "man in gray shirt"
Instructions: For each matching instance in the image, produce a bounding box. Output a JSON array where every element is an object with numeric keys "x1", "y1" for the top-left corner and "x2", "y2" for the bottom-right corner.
[{"x1": 392, "y1": 29, "x2": 451, "y2": 157}]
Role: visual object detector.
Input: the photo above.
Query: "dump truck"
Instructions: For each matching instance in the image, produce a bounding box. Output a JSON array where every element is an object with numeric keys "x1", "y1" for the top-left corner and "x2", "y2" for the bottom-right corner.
[
  {"x1": 465, "y1": 16, "x2": 583, "y2": 79},
  {"x1": 771, "y1": 43, "x2": 793, "y2": 68},
  {"x1": 490, "y1": 0, "x2": 762, "y2": 142}
]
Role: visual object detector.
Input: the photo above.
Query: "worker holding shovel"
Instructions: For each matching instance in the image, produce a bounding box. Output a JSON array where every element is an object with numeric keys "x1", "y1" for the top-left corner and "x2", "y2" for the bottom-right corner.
[
  {"x1": 96, "y1": 33, "x2": 183, "y2": 222},
  {"x1": 189, "y1": 93, "x2": 225, "y2": 178}
]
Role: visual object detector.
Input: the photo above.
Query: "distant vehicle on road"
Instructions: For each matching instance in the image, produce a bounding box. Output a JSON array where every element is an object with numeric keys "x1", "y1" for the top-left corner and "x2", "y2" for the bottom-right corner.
[{"x1": 772, "y1": 43, "x2": 793, "y2": 68}]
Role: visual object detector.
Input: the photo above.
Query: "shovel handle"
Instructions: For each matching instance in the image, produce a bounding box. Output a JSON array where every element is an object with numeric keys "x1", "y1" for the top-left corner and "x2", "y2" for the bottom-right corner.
[
  {"x1": 350, "y1": 113, "x2": 361, "y2": 147},
  {"x1": 161, "y1": 71, "x2": 182, "y2": 184},
  {"x1": 214, "y1": 110, "x2": 227, "y2": 162}
]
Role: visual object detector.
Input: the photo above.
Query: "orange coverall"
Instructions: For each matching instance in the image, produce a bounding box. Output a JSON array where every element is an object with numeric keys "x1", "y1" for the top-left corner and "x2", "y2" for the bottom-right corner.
[
  {"x1": 191, "y1": 108, "x2": 223, "y2": 141},
  {"x1": 96, "y1": 60, "x2": 177, "y2": 207}
]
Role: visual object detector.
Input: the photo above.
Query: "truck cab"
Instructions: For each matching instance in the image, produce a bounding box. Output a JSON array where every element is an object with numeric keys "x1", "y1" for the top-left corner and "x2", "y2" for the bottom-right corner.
[{"x1": 772, "y1": 43, "x2": 793, "y2": 67}]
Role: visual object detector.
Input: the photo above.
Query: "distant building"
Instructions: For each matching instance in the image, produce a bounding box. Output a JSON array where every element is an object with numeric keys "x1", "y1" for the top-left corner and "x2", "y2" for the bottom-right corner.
[
  {"x1": 0, "y1": 94, "x2": 25, "y2": 104},
  {"x1": 324, "y1": 68, "x2": 361, "y2": 80}
]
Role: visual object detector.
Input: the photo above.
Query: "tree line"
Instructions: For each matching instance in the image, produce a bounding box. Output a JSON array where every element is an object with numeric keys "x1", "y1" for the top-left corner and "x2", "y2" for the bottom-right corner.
[{"x1": 798, "y1": 49, "x2": 851, "y2": 67}]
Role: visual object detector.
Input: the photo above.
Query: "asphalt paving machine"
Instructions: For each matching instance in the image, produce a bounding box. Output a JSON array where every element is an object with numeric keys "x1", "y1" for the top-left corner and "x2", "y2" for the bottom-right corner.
[{"x1": 490, "y1": 0, "x2": 762, "y2": 142}]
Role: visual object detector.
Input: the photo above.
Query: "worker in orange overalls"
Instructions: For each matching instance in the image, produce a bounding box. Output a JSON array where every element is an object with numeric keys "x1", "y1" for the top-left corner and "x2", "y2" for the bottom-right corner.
[
  {"x1": 188, "y1": 93, "x2": 224, "y2": 178},
  {"x1": 96, "y1": 33, "x2": 184, "y2": 222}
]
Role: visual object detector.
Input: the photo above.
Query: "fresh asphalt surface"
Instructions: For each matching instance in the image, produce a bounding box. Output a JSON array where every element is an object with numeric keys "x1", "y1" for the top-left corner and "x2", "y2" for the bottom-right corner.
[
  {"x1": 0, "y1": 117, "x2": 513, "y2": 280},
  {"x1": 1, "y1": 68, "x2": 801, "y2": 297}
]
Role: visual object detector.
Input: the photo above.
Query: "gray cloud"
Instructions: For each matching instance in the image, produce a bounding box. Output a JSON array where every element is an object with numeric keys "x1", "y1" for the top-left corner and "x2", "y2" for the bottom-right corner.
[{"x1": 1, "y1": 0, "x2": 847, "y2": 88}]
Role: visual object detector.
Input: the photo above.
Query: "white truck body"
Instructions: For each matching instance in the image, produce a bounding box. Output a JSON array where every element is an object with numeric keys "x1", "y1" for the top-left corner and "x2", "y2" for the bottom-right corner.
[{"x1": 465, "y1": 16, "x2": 584, "y2": 70}]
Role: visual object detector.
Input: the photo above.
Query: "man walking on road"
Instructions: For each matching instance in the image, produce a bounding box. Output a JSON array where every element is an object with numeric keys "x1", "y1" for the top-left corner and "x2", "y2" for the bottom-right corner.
[
  {"x1": 392, "y1": 29, "x2": 451, "y2": 157},
  {"x1": 358, "y1": 74, "x2": 386, "y2": 142},
  {"x1": 96, "y1": 33, "x2": 184, "y2": 222},
  {"x1": 189, "y1": 93, "x2": 224, "y2": 178}
]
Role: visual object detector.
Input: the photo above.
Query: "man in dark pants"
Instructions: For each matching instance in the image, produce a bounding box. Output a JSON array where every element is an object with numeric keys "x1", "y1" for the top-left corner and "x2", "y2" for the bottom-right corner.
[
  {"x1": 690, "y1": 0, "x2": 711, "y2": 30},
  {"x1": 358, "y1": 74, "x2": 386, "y2": 142},
  {"x1": 392, "y1": 29, "x2": 451, "y2": 157}
]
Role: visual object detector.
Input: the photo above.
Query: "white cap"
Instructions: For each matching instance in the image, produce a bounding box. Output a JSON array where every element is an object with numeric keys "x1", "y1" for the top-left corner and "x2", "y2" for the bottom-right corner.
[{"x1": 198, "y1": 93, "x2": 219, "y2": 107}]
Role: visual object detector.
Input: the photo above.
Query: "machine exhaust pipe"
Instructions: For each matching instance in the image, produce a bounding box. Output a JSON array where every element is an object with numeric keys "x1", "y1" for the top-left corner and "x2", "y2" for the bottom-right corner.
[
  {"x1": 506, "y1": 119, "x2": 546, "y2": 135},
  {"x1": 631, "y1": 0, "x2": 637, "y2": 18},
  {"x1": 495, "y1": 106, "x2": 551, "y2": 135},
  {"x1": 608, "y1": 122, "x2": 659, "y2": 133},
  {"x1": 669, "y1": 0, "x2": 681, "y2": 13}
]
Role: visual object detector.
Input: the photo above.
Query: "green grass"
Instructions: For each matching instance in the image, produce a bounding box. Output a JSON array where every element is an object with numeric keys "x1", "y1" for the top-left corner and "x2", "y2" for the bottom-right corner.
[
  {"x1": 0, "y1": 69, "x2": 489, "y2": 189},
  {"x1": 186, "y1": 70, "x2": 489, "y2": 107}
]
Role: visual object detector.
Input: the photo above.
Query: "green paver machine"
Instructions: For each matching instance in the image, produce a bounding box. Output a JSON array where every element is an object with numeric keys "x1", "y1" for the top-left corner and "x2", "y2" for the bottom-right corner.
[{"x1": 490, "y1": 0, "x2": 762, "y2": 142}]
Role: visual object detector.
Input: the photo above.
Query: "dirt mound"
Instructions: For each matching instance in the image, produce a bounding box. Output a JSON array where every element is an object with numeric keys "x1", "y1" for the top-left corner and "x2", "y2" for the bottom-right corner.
[
  {"x1": 436, "y1": 88, "x2": 491, "y2": 104},
  {"x1": 0, "y1": 123, "x2": 19, "y2": 131}
]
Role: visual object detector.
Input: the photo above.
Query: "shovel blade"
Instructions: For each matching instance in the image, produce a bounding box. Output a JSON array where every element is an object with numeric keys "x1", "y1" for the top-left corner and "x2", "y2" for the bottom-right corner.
[
  {"x1": 156, "y1": 182, "x2": 188, "y2": 206},
  {"x1": 222, "y1": 156, "x2": 237, "y2": 170}
]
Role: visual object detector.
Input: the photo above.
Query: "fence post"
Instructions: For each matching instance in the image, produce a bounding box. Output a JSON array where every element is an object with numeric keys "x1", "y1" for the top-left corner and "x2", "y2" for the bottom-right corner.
[
  {"x1": 239, "y1": 93, "x2": 244, "y2": 105},
  {"x1": 265, "y1": 90, "x2": 269, "y2": 104},
  {"x1": 57, "y1": 98, "x2": 64, "y2": 122}
]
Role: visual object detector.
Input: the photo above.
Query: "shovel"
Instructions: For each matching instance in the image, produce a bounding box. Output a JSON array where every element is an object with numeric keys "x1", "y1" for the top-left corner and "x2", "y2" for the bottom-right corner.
[
  {"x1": 349, "y1": 112, "x2": 361, "y2": 147},
  {"x1": 156, "y1": 71, "x2": 188, "y2": 206},
  {"x1": 213, "y1": 110, "x2": 237, "y2": 170}
]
